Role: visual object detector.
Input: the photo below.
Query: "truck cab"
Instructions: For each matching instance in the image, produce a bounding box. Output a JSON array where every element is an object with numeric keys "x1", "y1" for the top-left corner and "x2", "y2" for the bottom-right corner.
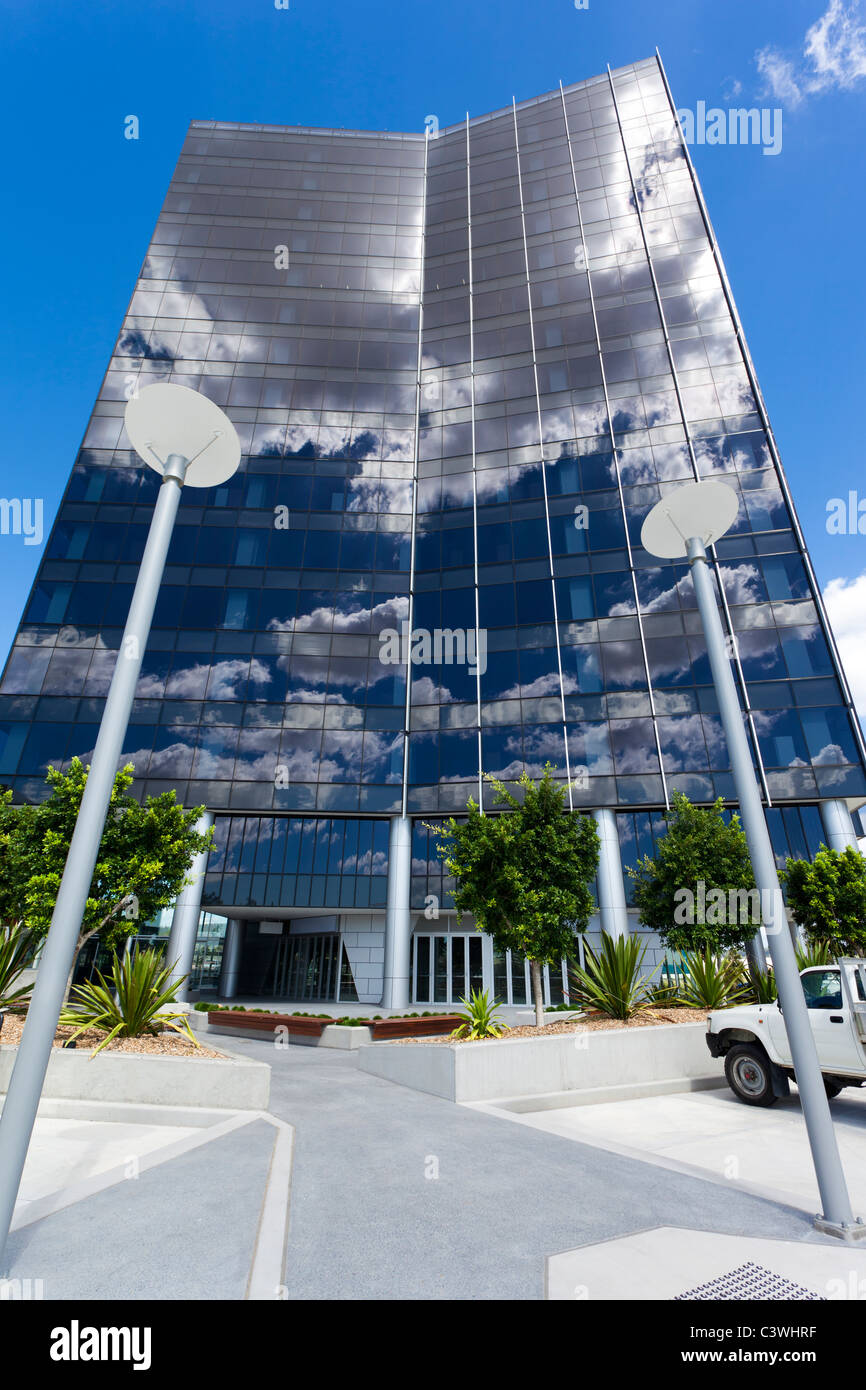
[{"x1": 706, "y1": 958, "x2": 866, "y2": 1106}]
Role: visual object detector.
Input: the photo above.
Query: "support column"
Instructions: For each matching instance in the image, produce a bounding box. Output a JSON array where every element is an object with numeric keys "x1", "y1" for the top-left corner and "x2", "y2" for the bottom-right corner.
[
  {"x1": 219, "y1": 919, "x2": 243, "y2": 1000},
  {"x1": 381, "y1": 815, "x2": 412, "y2": 1009},
  {"x1": 820, "y1": 799, "x2": 861, "y2": 853},
  {"x1": 165, "y1": 810, "x2": 213, "y2": 1001},
  {"x1": 593, "y1": 808, "x2": 629, "y2": 940}
]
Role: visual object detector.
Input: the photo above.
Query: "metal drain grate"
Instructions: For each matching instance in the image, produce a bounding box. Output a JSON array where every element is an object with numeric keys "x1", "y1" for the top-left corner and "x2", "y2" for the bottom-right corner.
[{"x1": 675, "y1": 1261, "x2": 824, "y2": 1301}]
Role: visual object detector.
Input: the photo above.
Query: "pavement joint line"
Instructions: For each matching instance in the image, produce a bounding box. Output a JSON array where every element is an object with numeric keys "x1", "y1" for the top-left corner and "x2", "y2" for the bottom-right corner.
[
  {"x1": 468, "y1": 1098, "x2": 850, "y2": 1225},
  {"x1": 544, "y1": 1219, "x2": 674, "y2": 1299},
  {"x1": 244, "y1": 1111, "x2": 295, "y2": 1302},
  {"x1": 9, "y1": 1107, "x2": 264, "y2": 1232}
]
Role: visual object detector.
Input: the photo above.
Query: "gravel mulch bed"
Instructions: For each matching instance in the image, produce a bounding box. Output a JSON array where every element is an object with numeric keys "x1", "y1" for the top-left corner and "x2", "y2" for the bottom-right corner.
[
  {"x1": 0, "y1": 1011, "x2": 226, "y2": 1060},
  {"x1": 386, "y1": 1007, "x2": 710, "y2": 1045}
]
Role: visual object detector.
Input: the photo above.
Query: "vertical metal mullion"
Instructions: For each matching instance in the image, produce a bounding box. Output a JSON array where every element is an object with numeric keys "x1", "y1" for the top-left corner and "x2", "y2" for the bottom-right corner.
[
  {"x1": 466, "y1": 114, "x2": 484, "y2": 809},
  {"x1": 273, "y1": 933, "x2": 282, "y2": 998},
  {"x1": 401, "y1": 130, "x2": 430, "y2": 818},
  {"x1": 605, "y1": 67, "x2": 772, "y2": 808},
  {"x1": 410, "y1": 933, "x2": 416, "y2": 1004},
  {"x1": 652, "y1": 48, "x2": 866, "y2": 783},
  {"x1": 558, "y1": 82, "x2": 670, "y2": 809},
  {"x1": 512, "y1": 97, "x2": 574, "y2": 809}
]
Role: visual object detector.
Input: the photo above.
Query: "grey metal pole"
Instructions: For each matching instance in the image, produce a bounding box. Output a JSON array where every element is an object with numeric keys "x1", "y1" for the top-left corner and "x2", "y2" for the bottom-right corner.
[
  {"x1": 0, "y1": 454, "x2": 188, "y2": 1270},
  {"x1": 687, "y1": 536, "x2": 858, "y2": 1234}
]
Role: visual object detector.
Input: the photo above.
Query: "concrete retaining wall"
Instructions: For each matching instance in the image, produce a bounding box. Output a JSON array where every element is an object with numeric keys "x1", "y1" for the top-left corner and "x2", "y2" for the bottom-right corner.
[
  {"x1": 319, "y1": 1025, "x2": 372, "y2": 1050},
  {"x1": 359, "y1": 1022, "x2": 718, "y2": 1104},
  {"x1": 0, "y1": 1044, "x2": 270, "y2": 1110}
]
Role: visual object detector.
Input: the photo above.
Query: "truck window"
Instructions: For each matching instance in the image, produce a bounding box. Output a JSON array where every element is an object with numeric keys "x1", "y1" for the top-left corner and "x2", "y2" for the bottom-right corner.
[{"x1": 801, "y1": 969, "x2": 843, "y2": 1011}]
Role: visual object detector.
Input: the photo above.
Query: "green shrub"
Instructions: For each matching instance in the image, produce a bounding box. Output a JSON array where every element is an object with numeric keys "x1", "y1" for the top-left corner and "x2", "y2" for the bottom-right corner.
[
  {"x1": 674, "y1": 948, "x2": 750, "y2": 1009},
  {"x1": 59, "y1": 948, "x2": 198, "y2": 1056},
  {"x1": 795, "y1": 938, "x2": 834, "y2": 970},
  {"x1": 0, "y1": 922, "x2": 38, "y2": 1009},
  {"x1": 746, "y1": 966, "x2": 778, "y2": 1003},
  {"x1": 450, "y1": 989, "x2": 506, "y2": 1040},
  {"x1": 568, "y1": 932, "x2": 660, "y2": 1021}
]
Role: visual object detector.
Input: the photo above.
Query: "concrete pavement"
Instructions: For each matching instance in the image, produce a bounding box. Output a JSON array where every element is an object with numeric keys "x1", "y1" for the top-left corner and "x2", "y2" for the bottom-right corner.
[
  {"x1": 4, "y1": 1035, "x2": 858, "y2": 1300},
  {"x1": 219, "y1": 1035, "x2": 843, "y2": 1300},
  {"x1": 472, "y1": 1085, "x2": 866, "y2": 1219}
]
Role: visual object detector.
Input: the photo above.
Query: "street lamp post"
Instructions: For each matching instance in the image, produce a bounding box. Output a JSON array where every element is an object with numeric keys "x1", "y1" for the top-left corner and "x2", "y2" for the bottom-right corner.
[
  {"x1": 0, "y1": 385, "x2": 240, "y2": 1270},
  {"x1": 642, "y1": 479, "x2": 863, "y2": 1239}
]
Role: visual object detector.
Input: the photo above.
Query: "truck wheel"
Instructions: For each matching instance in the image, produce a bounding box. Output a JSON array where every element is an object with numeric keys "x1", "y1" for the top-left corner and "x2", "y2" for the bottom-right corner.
[
  {"x1": 725, "y1": 1043, "x2": 778, "y2": 1107},
  {"x1": 824, "y1": 1080, "x2": 845, "y2": 1099}
]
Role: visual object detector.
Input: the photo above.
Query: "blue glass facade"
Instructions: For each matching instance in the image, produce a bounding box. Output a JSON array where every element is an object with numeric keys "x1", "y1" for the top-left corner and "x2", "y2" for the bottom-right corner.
[{"x1": 3, "y1": 56, "x2": 864, "y2": 1000}]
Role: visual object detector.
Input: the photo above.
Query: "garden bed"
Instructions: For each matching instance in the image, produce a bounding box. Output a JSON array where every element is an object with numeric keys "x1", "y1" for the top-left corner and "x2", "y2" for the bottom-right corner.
[
  {"x1": 389, "y1": 1007, "x2": 710, "y2": 1045},
  {"x1": 359, "y1": 1016, "x2": 721, "y2": 1104},
  {"x1": 0, "y1": 1011, "x2": 223, "y2": 1059}
]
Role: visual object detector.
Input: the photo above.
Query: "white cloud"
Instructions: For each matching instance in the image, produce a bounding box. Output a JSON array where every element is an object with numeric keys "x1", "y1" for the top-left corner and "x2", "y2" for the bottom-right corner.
[
  {"x1": 756, "y1": 49, "x2": 806, "y2": 105},
  {"x1": 757, "y1": 0, "x2": 866, "y2": 105},
  {"x1": 824, "y1": 572, "x2": 866, "y2": 723}
]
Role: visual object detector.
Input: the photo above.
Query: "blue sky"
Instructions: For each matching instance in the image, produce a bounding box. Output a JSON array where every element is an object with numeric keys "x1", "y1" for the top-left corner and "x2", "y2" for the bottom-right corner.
[{"x1": 1, "y1": 0, "x2": 865, "y2": 706}]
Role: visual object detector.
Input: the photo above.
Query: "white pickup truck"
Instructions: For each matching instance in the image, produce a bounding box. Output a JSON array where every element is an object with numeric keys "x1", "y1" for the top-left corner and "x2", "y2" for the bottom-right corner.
[{"x1": 706, "y1": 958, "x2": 866, "y2": 1106}]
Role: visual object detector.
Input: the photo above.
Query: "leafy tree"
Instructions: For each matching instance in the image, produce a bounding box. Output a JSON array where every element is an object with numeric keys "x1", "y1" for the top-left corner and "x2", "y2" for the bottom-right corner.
[
  {"x1": 0, "y1": 759, "x2": 213, "y2": 995},
  {"x1": 629, "y1": 792, "x2": 762, "y2": 961},
  {"x1": 783, "y1": 846, "x2": 866, "y2": 956},
  {"x1": 0, "y1": 793, "x2": 37, "y2": 930},
  {"x1": 428, "y1": 766, "x2": 599, "y2": 1027}
]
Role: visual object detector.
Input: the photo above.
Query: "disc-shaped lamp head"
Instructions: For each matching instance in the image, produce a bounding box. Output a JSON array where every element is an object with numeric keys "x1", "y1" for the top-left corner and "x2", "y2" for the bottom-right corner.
[
  {"x1": 641, "y1": 479, "x2": 740, "y2": 559},
  {"x1": 124, "y1": 383, "x2": 241, "y2": 487}
]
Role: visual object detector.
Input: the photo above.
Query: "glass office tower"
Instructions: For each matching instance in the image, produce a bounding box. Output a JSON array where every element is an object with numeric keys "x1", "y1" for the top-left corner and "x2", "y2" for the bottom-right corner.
[{"x1": 3, "y1": 55, "x2": 864, "y2": 1006}]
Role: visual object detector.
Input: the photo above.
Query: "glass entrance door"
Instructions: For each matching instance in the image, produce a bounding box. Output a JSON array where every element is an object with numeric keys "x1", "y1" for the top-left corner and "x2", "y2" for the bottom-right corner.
[
  {"x1": 269, "y1": 932, "x2": 341, "y2": 1001},
  {"x1": 413, "y1": 933, "x2": 568, "y2": 1006},
  {"x1": 412, "y1": 933, "x2": 484, "y2": 1005}
]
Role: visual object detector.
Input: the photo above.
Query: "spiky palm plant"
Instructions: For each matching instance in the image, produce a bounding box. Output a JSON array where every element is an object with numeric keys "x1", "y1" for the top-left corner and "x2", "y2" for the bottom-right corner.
[
  {"x1": 745, "y1": 964, "x2": 778, "y2": 1003},
  {"x1": 675, "y1": 947, "x2": 750, "y2": 1009},
  {"x1": 59, "y1": 947, "x2": 198, "y2": 1057},
  {"x1": 568, "y1": 932, "x2": 659, "y2": 1021},
  {"x1": 450, "y1": 989, "x2": 506, "y2": 1039},
  {"x1": 0, "y1": 923, "x2": 38, "y2": 1008},
  {"x1": 795, "y1": 938, "x2": 834, "y2": 970}
]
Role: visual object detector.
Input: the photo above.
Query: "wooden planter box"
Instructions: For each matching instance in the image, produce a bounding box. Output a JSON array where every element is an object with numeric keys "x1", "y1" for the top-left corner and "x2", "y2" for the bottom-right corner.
[
  {"x1": 207, "y1": 1010, "x2": 465, "y2": 1044},
  {"x1": 207, "y1": 1010, "x2": 331, "y2": 1038},
  {"x1": 370, "y1": 1015, "x2": 462, "y2": 1040}
]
